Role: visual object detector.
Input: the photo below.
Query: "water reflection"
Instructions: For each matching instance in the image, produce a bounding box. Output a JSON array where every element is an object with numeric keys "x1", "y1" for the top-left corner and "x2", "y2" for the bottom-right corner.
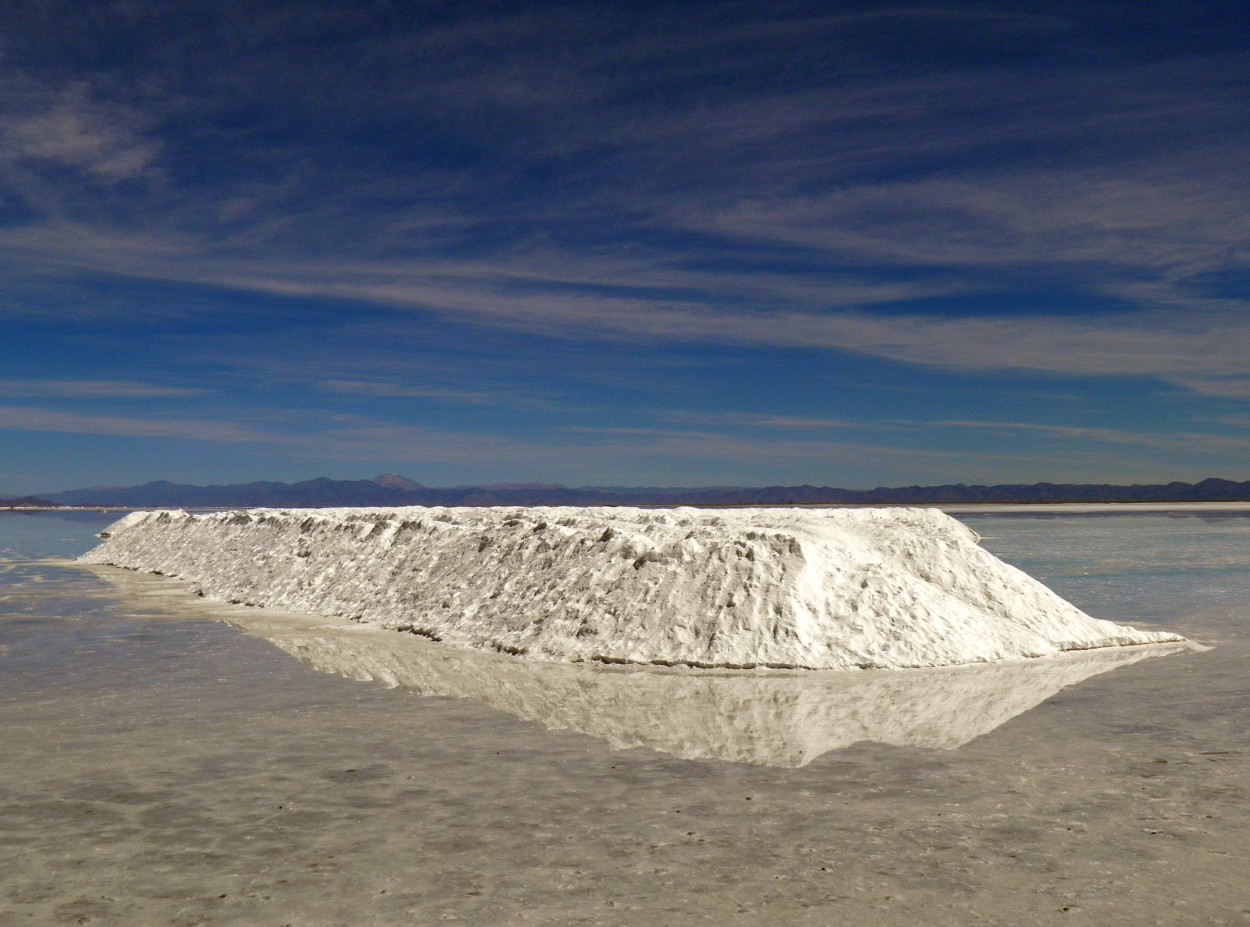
[{"x1": 85, "y1": 563, "x2": 1193, "y2": 768}]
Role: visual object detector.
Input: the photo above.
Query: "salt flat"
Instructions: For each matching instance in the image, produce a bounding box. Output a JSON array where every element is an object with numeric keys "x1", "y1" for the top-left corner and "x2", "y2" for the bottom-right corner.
[
  {"x1": 938, "y1": 502, "x2": 1250, "y2": 515},
  {"x1": 2, "y1": 511, "x2": 1247, "y2": 926}
]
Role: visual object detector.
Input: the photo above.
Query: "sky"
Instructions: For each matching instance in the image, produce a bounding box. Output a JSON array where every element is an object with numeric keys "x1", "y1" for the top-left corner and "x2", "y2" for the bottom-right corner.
[{"x1": 1, "y1": 0, "x2": 1248, "y2": 493}]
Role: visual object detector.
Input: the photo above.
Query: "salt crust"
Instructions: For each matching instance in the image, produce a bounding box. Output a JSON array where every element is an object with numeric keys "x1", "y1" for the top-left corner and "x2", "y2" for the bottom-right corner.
[{"x1": 81, "y1": 506, "x2": 1184, "y2": 671}]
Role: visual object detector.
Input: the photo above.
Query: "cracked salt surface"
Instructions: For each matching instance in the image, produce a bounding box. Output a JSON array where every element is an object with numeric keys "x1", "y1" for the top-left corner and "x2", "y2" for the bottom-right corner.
[{"x1": 82, "y1": 505, "x2": 1183, "y2": 670}]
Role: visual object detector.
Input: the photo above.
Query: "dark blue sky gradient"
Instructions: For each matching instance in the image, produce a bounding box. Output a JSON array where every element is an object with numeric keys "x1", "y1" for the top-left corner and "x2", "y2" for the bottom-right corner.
[{"x1": 1, "y1": 1, "x2": 1248, "y2": 492}]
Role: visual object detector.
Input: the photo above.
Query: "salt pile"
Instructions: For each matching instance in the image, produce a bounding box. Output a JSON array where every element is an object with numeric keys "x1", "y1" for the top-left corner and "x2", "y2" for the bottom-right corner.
[{"x1": 80, "y1": 506, "x2": 1184, "y2": 671}]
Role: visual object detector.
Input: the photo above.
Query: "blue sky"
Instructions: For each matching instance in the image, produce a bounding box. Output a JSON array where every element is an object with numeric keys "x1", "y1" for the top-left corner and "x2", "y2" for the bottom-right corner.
[{"x1": 2, "y1": 1, "x2": 1248, "y2": 493}]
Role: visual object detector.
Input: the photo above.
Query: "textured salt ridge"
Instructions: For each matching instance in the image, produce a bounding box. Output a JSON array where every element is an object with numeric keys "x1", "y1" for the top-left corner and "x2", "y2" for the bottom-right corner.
[{"x1": 81, "y1": 506, "x2": 1184, "y2": 671}]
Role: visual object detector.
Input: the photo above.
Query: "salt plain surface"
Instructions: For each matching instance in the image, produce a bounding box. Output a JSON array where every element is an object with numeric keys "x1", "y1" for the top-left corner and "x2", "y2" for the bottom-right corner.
[
  {"x1": 81, "y1": 506, "x2": 1182, "y2": 670},
  {"x1": 2, "y1": 510, "x2": 1247, "y2": 926}
]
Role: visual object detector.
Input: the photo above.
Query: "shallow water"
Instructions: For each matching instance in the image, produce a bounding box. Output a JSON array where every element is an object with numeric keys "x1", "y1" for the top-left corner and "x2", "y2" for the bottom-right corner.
[{"x1": 2, "y1": 510, "x2": 1248, "y2": 925}]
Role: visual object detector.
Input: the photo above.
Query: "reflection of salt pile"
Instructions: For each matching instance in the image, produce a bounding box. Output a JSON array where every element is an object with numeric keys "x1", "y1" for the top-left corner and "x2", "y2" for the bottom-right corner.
[
  {"x1": 272, "y1": 629, "x2": 1188, "y2": 766},
  {"x1": 76, "y1": 566, "x2": 1199, "y2": 766},
  {"x1": 81, "y1": 506, "x2": 1183, "y2": 671}
]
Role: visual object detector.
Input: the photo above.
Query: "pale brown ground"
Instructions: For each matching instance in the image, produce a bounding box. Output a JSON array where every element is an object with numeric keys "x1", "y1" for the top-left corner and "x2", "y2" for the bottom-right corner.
[{"x1": 1, "y1": 556, "x2": 1247, "y2": 927}]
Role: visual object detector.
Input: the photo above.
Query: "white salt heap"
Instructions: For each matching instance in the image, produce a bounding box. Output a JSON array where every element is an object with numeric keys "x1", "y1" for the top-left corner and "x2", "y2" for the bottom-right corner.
[{"x1": 81, "y1": 506, "x2": 1184, "y2": 671}]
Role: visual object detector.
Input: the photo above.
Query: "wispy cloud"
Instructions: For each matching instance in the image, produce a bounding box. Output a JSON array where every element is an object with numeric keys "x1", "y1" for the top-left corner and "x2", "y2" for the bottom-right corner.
[
  {"x1": 7, "y1": 225, "x2": 1245, "y2": 393},
  {"x1": 1, "y1": 9, "x2": 1243, "y2": 310},
  {"x1": 353, "y1": 422, "x2": 1010, "y2": 479},
  {"x1": 327, "y1": 295, "x2": 1250, "y2": 393},
  {"x1": 923, "y1": 418, "x2": 1250, "y2": 453},
  {"x1": 728, "y1": 310, "x2": 1250, "y2": 385},
  {"x1": 2, "y1": 400, "x2": 1238, "y2": 488},
  {"x1": 0, "y1": 407, "x2": 278, "y2": 443},
  {"x1": 0, "y1": 9, "x2": 1244, "y2": 397},
  {"x1": 1165, "y1": 377, "x2": 1250, "y2": 400},
  {"x1": 1, "y1": 3, "x2": 1247, "y2": 488},
  {"x1": 655, "y1": 411, "x2": 885, "y2": 431},
  {"x1": 0, "y1": 379, "x2": 206, "y2": 399},
  {"x1": 321, "y1": 380, "x2": 503, "y2": 405},
  {"x1": 0, "y1": 81, "x2": 160, "y2": 181},
  {"x1": 640, "y1": 408, "x2": 1250, "y2": 457},
  {"x1": 668, "y1": 163, "x2": 1250, "y2": 285}
]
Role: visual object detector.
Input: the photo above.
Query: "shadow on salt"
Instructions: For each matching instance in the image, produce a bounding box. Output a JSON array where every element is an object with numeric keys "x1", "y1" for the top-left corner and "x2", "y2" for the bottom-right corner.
[{"x1": 83, "y1": 563, "x2": 1196, "y2": 768}]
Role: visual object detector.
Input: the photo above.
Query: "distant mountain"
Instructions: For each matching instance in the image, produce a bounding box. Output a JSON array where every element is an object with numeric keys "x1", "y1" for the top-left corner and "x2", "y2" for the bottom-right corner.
[
  {"x1": 43, "y1": 477, "x2": 416, "y2": 509},
  {"x1": 34, "y1": 474, "x2": 1250, "y2": 508},
  {"x1": 0, "y1": 495, "x2": 57, "y2": 507},
  {"x1": 372, "y1": 473, "x2": 426, "y2": 491}
]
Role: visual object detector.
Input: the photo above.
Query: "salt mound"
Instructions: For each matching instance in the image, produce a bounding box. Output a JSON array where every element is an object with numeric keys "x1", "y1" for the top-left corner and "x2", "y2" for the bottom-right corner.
[{"x1": 80, "y1": 506, "x2": 1183, "y2": 671}]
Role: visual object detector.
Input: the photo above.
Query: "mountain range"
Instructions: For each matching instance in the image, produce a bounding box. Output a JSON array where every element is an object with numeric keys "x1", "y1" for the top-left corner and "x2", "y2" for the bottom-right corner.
[{"x1": 19, "y1": 474, "x2": 1250, "y2": 508}]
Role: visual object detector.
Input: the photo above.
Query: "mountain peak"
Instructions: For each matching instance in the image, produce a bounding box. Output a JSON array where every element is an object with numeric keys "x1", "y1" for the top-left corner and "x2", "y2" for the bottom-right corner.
[{"x1": 372, "y1": 473, "x2": 425, "y2": 491}]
